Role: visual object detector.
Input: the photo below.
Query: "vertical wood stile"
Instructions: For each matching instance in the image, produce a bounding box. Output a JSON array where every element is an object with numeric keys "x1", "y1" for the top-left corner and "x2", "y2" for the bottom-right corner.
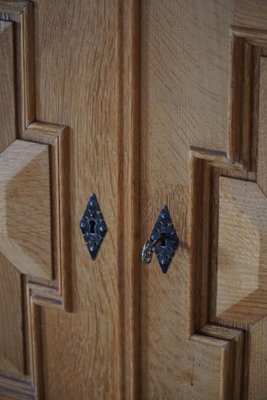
[{"x1": 118, "y1": 0, "x2": 140, "y2": 399}]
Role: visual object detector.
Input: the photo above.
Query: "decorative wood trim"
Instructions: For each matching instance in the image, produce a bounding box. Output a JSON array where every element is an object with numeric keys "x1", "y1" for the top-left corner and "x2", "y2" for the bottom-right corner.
[
  {"x1": 188, "y1": 25, "x2": 267, "y2": 398},
  {"x1": 0, "y1": 2, "x2": 71, "y2": 399},
  {"x1": 190, "y1": 329, "x2": 244, "y2": 399},
  {"x1": 22, "y1": 122, "x2": 71, "y2": 312},
  {"x1": 0, "y1": 20, "x2": 16, "y2": 150},
  {"x1": 119, "y1": 7, "x2": 250, "y2": 400},
  {"x1": 199, "y1": 324, "x2": 245, "y2": 399},
  {"x1": 0, "y1": 122, "x2": 71, "y2": 400},
  {"x1": 0, "y1": 0, "x2": 35, "y2": 133},
  {"x1": 227, "y1": 26, "x2": 263, "y2": 172},
  {"x1": 189, "y1": 25, "x2": 267, "y2": 334},
  {"x1": 118, "y1": 1, "x2": 141, "y2": 399},
  {"x1": 188, "y1": 147, "x2": 254, "y2": 335},
  {"x1": 117, "y1": 4, "x2": 248, "y2": 399},
  {"x1": 2, "y1": 2, "x2": 266, "y2": 398}
]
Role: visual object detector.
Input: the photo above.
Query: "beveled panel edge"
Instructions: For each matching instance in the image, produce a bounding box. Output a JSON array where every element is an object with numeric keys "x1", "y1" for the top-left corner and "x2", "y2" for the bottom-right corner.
[
  {"x1": 0, "y1": 0, "x2": 35, "y2": 134},
  {"x1": 228, "y1": 25, "x2": 267, "y2": 171},
  {"x1": 0, "y1": 20, "x2": 16, "y2": 151},
  {"x1": 0, "y1": 2, "x2": 71, "y2": 399},
  {"x1": 22, "y1": 121, "x2": 72, "y2": 313},
  {"x1": 187, "y1": 24, "x2": 267, "y2": 400},
  {"x1": 0, "y1": 121, "x2": 70, "y2": 400},
  {"x1": 188, "y1": 25, "x2": 267, "y2": 334}
]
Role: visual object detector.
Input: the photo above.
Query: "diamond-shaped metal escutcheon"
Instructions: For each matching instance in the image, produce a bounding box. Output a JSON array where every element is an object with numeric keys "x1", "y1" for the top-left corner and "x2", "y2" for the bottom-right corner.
[
  {"x1": 80, "y1": 193, "x2": 107, "y2": 260},
  {"x1": 145, "y1": 205, "x2": 179, "y2": 273}
]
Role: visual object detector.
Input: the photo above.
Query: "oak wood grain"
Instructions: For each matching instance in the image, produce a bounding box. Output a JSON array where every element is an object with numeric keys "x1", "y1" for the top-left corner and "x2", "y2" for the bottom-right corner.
[
  {"x1": 0, "y1": 258, "x2": 24, "y2": 377},
  {"x1": 0, "y1": 0, "x2": 35, "y2": 133},
  {"x1": 139, "y1": 1, "x2": 239, "y2": 398},
  {"x1": 190, "y1": 333, "x2": 241, "y2": 399},
  {"x1": 248, "y1": 316, "x2": 267, "y2": 399},
  {"x1": 0, "y1": 121, "x2": 71, "y2": 399},
  {"x1": 22, "y1": 122, "x2": 72, "y2": 312},
  {"x1": 33, "y1": 1, "x2": 121, "y2": 399},
  {"x1": 0, "y1": 1, "x2": 28, "y2": 14},
  {"x1": 206, "y1": 17, "x2": 267, "y2": 398},
  {"x1": 0, "y1": 140, "x2": 52, "y2": 280},
  {"x1": 257, "y1": 57, "x2": 267, "y2": 196},
  {"x1": 200, "y1": 324, "x2": 244, "y2": 399},
  {"x1": 2, "y1": 1, "x2": 267, "y2": 399},
  {"x1": 235, "y1": 0, "x2": 267, "y2": 31},
  {"x1": 0, "y1": 21, "x2": 16, "y2": 151},
  {"x1": 217, "y1": 178, "x2": 267, "y2": 319},
  {"x1": 118, "y1": 1, "x2": 141, "y2": 399}
]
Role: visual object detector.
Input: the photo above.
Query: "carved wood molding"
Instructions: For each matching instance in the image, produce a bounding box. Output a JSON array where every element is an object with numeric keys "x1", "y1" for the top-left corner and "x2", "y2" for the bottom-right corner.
[
  {"x1": 0, "y1": 0, "x2": 35, "y2": 133},
  {"x1": 0, "y1": 2, "x2": 71, "y2": 399},
  {"x1": 188, "y1": 26, "x2": 267, "y2": 397}
]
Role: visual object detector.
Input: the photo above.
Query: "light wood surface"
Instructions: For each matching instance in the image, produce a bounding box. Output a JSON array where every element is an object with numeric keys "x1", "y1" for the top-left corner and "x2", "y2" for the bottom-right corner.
[
  {"x1": 217, "y1": 177, "x2": 267, "y2": 318},
  {"x1": 0, "y1": 0, "x2": 35, "y2": 133},
  {"x1": 248, "y1": 316, "x2": 267, "y2": 399},
  {"x1": 188, "y1": 334, "x2": 239, "y2": 399},
  {"x1": 0, "y1": 140, "x2": 52, "y2": 279},
  {"x1": 0, "y1": 122, "x2": 71, "y2": 399},
  {"x1": 22, "y1": 122, "x2": 72, "y2": 312},
  {"x1": 2, "y1": 0, "x2": 267, "y2": 399},
  {"x1": 0, "y1": 258, "x2": 24, "y2": 376},
  {"x1": 118, "y1": 1, "x2": 141, "y2": 399},
  {"x1": 139, "y1": 1, "x2": 241, "y2": 399},
  {"x1": 257, "y1": 57, "x2": 267, "y2": 196},
  {"x1": 0, "y1": 3, "x2": 72, "y2": 398},
  {"x1": 34, "y1": 1, "x2": 121, "y2": 399},
  {"x1": 235, "y1": 0, "x2": 267, "y2": 31},
  {"x1": 200, "y1": 324, "x2": 244, "y2": 400},
  {"x1": 0, "y1": 21, "x2": 16, "y2": 151},
  {"x1": 188, "y1": 11, "x2": 267, "y2": 399}
]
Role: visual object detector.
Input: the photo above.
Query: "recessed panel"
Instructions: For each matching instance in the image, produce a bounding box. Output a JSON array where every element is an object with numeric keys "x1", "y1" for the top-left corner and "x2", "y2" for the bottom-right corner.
[{"x1": 217, "y1": 177, "x2": 267, "y2": 323}]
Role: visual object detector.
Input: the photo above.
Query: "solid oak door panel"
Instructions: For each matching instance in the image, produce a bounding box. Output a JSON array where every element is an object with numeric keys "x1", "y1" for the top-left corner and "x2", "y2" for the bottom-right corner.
[
  {"x1": 1, "y1": 0, "x2": 267, "y2": 400},
  {"x1": 139, "y1": 0, "x2": 239, "y2": 398}
]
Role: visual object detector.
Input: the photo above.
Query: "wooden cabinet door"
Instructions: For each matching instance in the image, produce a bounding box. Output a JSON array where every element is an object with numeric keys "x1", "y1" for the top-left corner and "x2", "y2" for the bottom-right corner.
[{"x1": 1, "y1": 0, "x2": 267, "y2": 399}]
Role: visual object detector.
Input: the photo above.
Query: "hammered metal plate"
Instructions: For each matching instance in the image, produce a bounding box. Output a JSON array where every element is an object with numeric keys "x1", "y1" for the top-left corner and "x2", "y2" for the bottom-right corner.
[
  {"x1": 80, "y1": 193, "x2": 107, "y2": 260},
  {"x1": 149, "y1": 205, "x2": 179, "y2": 273}
]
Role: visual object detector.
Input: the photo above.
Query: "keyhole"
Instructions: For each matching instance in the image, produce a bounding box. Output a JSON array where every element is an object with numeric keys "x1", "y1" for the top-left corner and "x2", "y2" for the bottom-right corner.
[
  {"x1": 90, "y1": 220, "x2": 96, "y2": 234},
  {"x1": 160, "y1": 233, "x2": 166, "y2": 247}
]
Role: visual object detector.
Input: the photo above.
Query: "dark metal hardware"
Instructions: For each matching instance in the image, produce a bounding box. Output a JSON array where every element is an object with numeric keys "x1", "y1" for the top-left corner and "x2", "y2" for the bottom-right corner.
[
  {"x1": 80, "y1": 193, "x2": 107, "y2": 260},
  {"x1": 141, "y1": 205, "x2": 179, "y2": 273}
]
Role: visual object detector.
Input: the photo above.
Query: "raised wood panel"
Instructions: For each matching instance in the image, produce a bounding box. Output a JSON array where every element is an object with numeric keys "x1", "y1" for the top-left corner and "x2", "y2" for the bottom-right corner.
[
  {"x1": 0, "y1": 2, "x2": 71, "y2": 398},
  {"x1": 0, "y1": 140, "x2": 52, "y2": 280},
  {"x1": 217, "y1": 178, "x2": 267, "y2": 319},
  {"x1": 0, "y1": 21, "x2": 16, "y2": 150},
  {"x1": 139, "y1": 1, "x2": 244, "y2": 399},
  {"x1": 0, "y1": 122, "x2": 71, "y2": 399},
  {"x1": 189, "y1": 23, "x2": 267, "y2": 398},
  {"x1": 1, "y1": 1, "x2": 267, "y2": 399},
  {"x1": 21, "y1": 122, "x2": 71, "y2": 311},
  {"x1": 189, "y1": 147, "x2": 254, "y2": 332}
]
